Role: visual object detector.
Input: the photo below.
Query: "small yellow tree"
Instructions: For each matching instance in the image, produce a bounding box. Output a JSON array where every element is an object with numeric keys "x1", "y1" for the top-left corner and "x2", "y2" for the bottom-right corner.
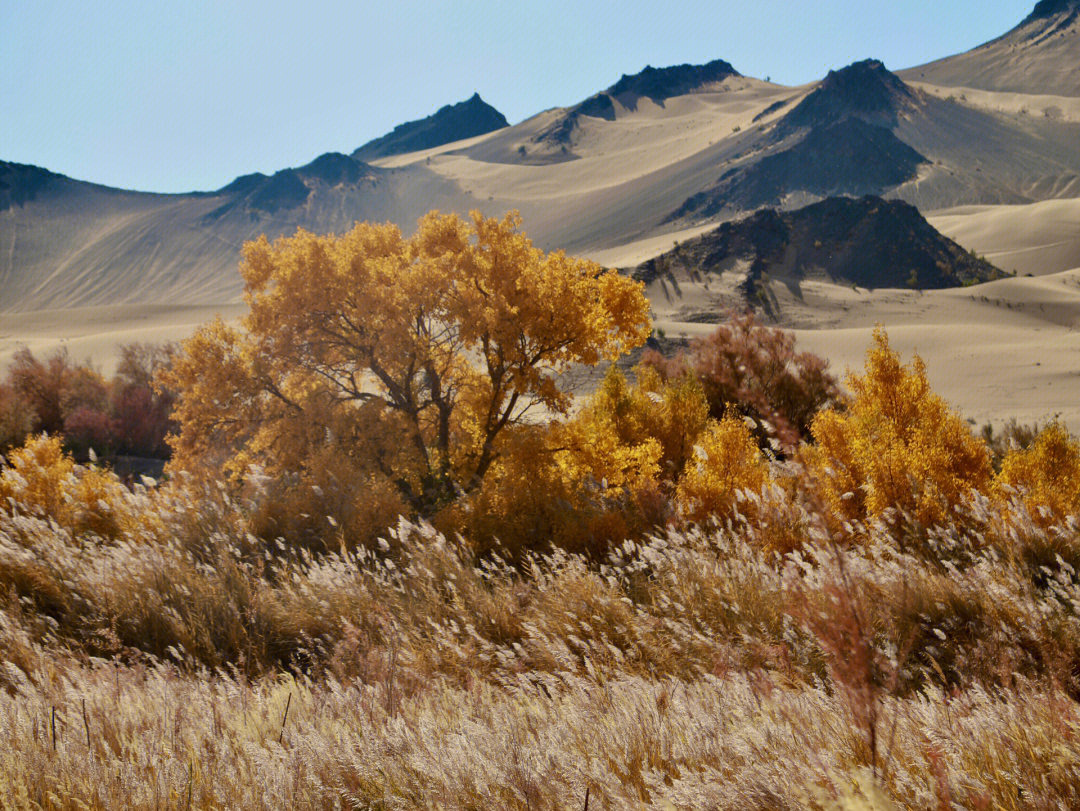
[
  {"x1": 0, "y1": 434, "x2": 136, "y2": 538},
  {"x1": 675, "y1": 416, "x2": 768, "y2": 523},
  {"x1": 995, "y1": 422, "x2": 1080, "y2": 522},
  {"x1": 162, "y1": 210, "x2": 651, "y2": 540},
  {"x1": 805, "y1": 328, "x2": 991, "y2": 527}
]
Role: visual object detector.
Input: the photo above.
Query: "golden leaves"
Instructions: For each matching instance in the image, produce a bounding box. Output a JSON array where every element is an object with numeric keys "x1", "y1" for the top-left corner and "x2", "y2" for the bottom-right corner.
[
  {"x1": 166, "y1": 209, "x2": 652, "y2": 533},
  {"x1": 996, "y1": 422, "x2": 1080, "y2": 522},
  {"x1": 806, "y1": 327, "x2": 991, "y2": 527}
]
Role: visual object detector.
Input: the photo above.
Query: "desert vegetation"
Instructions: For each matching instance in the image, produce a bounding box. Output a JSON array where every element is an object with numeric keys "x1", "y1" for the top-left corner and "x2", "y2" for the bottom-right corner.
[
  {"x1": 0, "y1": 343, "x2": 176, "y2": 466},
  {"x1": 3, "y1": 212, "x2": 1080, "y2": 808}
]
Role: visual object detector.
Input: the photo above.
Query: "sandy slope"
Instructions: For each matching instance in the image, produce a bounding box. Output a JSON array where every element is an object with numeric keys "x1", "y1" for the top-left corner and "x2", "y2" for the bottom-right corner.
[
  {"x1": 0, "y1": 304, "x2": 247, "y2": 375},
  {"x1": 929, "y1": 197, "x2": 1080, "y2": 276},
  {"x1": 900, "y1": 4, "x2": 1080, "y2": 97}
]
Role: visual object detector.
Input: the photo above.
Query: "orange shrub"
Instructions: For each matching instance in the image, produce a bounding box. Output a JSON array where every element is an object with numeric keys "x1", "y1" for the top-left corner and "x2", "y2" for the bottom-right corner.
[
  {"x1": 571, "y1": 366, "x2": 709, "y2": 482},
  {"x1": 675, "y1": 415, "x2": 768, "y2": 524},
  {"x1": 0, "y1": 434, "x2": 137, "y2": 538},
  {"x1": 804, "y1": 328, "x2": 991, "y2": 527},
  {"x1": 995, "y1": 422, "x2": 1080, "y2": 522},
  {"x1": 643, "y1": 311, "x2": 840, "y2": 452},
  {"x1": 445, "y1": 423, "x2": 663, "y2": 558}
]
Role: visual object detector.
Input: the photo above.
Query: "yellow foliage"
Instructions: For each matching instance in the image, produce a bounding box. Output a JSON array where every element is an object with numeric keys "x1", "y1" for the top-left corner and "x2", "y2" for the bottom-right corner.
[
  {"x1": 0, "y1": 434, "x2": 136, "y2": 538},
  {"x1": 675, "y1": 416, "x2": 768, "y2": 523},
  {"x1": 995, "y1": 422, "x2": 1080, "y2": 521},
  {"x1": 805, "y1": 328, "x2": 991, "y2": 526},
  {"x1": 445, "y1": 415, "x2": 666, "y2": 557},
  {"x1": 444, "y1": 365, "x2": 711, "y2": 555},
  {"x1": 161, "y1": 210, "x2": 651, "y2": 546},
  {"x1": 573, "y1": 366, "x2": 711, "y2": 483}
]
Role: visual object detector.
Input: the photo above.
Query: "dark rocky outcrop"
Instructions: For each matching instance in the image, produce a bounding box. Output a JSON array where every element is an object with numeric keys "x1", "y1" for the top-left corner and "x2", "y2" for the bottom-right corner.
[
  {"x1": 0, "y1": 161, "x2": 65, "y2": 210},
  {"x1": 608, "y1": 59, "x2": 740, "y2": 104},
  {"x1": 644, "y1": 195, "x2": 1005, "y2": 291},
  {"x1": 534, "y1": 59, "x2": 740, "y2": 151},
  {"x1": 353, "y1": 93, "x2": 508, "y2": 161},
  {"x1": 1026, "y1": 0, "x2": 1080, "y2": 21},
  {"x1": 210, "y1": 153, "x2": 375, "y2": 217},
  {"x1": 779, "y1": 59, "x2": 916, "y2": 134}
]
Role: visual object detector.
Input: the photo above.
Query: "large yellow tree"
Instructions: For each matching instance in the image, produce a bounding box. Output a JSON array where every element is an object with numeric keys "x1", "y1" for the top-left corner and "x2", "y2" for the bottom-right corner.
[{"x1": 163, "y1": 210, "x2": 651, "y2": 532}]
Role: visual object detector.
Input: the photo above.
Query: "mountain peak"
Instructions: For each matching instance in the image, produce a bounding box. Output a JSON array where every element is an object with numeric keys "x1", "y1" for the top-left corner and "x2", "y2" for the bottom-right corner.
[
  {"x1": 353, "y1": 94, "x2": 508, "y2": 161},
  {"x1": 820, "y1": 59, "x2": 902, "y2": 90},
  {"x1": 781, "y1": 59, "x2": 915, "y2": 132},
  {"x1": 1027, "y1": 0, "x2": 1080, "y2": 20},
  {"x1": 606, "y1": 58, "x2": 740, "y2": 103}
]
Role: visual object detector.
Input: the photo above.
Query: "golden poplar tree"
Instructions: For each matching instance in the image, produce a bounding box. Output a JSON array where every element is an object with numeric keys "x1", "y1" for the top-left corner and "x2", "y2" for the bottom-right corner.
[
  {"x1": 162, "y1": 210, "x2": 651, "y2": 537},
  {"x1": 805, "y1": 328, "x2": 991, "y2": 527}
]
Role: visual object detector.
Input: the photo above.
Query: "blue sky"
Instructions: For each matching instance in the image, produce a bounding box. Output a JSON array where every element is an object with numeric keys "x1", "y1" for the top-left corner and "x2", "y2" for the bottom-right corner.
[{"x1": 2, "y1": 0, "x2": 1035, "y2": 193}]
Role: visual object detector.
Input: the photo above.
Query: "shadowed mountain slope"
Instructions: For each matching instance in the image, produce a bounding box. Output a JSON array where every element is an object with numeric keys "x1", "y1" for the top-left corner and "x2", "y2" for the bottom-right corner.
[
  {"x1": 666, "y1": 57, "x2": 1080, "y2": 222},
  {"x1": 667, "y1": 61, "x2": 931, "y2": 219},
  {"x1": 670, "y1": 118, "x2": 928, "y2": 217},
  {"x1": 352, "y1": 94, "x2": 508, "y2": 161},
  {"x1": 640, "y1": 196, "x2": 1006, "y2": 292}
]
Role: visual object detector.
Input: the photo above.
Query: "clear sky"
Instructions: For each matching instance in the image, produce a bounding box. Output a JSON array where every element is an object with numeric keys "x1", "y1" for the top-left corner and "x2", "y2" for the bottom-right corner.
[{"x1": 2, "y1": 0, "x2": 1036, "y2": 193}]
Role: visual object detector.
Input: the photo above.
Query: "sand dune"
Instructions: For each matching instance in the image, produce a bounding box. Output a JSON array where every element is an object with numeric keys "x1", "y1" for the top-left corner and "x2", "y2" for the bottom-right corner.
[
  {"x1": 649, "y1": 267, "x2": 1080, "y2": 430},
  {"x1": 0, "y1": 304, "x2": 247, "y2": 375},
  {"x1": 929, "y1": 197, "x2": 1080, "y2": 276},
  {"x1": 901, "y1": 2, "x2": 1080, "y2": 97}
]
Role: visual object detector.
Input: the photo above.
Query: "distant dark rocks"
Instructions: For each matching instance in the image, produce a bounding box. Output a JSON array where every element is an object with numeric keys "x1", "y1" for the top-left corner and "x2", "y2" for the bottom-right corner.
[
  {"x1": 607, "y1": 58, "x2": 741, "y2": 105},
  {"x1": 0, "y1": 161, "x2": 64, "y2": 210},
  {"x1": 1027, "y1": 0, "x2": 1080, "y2": 21},
  {"x1": 353, "y1": 93, "x2": 509, "y2": 161},
  {"x1": 210, "y1": 153, "x2": 375, "y2": 218},
  {"x1": 645, "y1": 195, "x2": 1005, "y2": 292},
  {"x1": 779, "y1": 59, "x2": 916, "y2": 134},
  {"x1": 534, "y1": 58, "x2": 740, "y2": 151}
]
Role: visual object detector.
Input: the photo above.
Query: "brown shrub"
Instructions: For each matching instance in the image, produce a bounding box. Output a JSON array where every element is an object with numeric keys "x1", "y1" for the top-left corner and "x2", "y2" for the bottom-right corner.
[{"x1": 642, "y1": 310, "x2": 840, "y2": 453}]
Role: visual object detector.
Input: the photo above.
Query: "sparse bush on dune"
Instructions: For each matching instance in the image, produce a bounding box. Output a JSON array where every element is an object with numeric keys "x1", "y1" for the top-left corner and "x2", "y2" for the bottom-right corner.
[
  {"x1": 0, "y1": 381, "x2": 38, "y2": 450},
  {"x1": 642, "y1": 310, "x2": 842, "y2": 452}
]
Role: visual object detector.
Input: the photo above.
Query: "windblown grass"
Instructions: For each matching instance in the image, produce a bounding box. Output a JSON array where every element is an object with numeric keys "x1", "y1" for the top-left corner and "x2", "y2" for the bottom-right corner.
[{"x1": 3, "y1": 470, "x2": 1080, "y2": 807}]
